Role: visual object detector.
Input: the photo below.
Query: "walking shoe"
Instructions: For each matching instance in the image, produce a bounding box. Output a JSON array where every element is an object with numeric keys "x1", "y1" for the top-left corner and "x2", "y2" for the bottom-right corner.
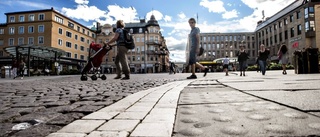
[
  {"x1": 240, "y1": 73, "x2": 242, "y2": 76},
  {"x1": 187, "y1": 75, "x2": 197, "y2": 79},
  {"x1": 121, "y1": 77, "x2": 130, "y2": 80},
  {"x1": 114, "y1": 76, "x2": 121, "y2": 79},
  {"x1": 203, "y1": 68, "x2": 209, "y2": 77}
]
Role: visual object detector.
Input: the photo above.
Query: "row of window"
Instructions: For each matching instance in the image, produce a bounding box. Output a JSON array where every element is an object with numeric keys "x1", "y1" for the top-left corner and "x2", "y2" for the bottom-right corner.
[
  {"x1": 65, "y1": 52, "x2": 86, "y2": 60},
  {"x1": 58, "y1": 28, "x2": 94, "y2": 44},
  {"x1": 5, "y1": 37, "x2": 45, "y2": 46},
  {"x1": 200, "y1": 35, "x2": 255, "y2": 42},
  {"x1": 200, "y1": 43, "x2": 255, "y2": 50},
  {"x1": 9, "y1": 14, "x2": 45, "y2": 23},
  {"x1": 259, "y1": 24, "x2": 302, "y2": 46},
  {"x1": 57, "y1": 39, "x2": 88, "y2": 52},
  {"x1": 1, "y1": 25, "x2": 45, "y2": 35},
  {"x1": 55, "y1": 15, "x2": 94, "y2": 38}
]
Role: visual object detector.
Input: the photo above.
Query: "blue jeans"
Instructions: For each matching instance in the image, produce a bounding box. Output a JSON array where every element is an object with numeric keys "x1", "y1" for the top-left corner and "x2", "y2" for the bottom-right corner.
[{"x1": 258, "y1": 60, "x2": 267, "y2": 75}]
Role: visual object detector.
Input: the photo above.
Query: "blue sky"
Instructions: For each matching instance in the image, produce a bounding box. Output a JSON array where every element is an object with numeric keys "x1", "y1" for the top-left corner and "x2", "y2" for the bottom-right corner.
[{"x1": 0, "y1": 0, "x2": 295, "y2": 62}]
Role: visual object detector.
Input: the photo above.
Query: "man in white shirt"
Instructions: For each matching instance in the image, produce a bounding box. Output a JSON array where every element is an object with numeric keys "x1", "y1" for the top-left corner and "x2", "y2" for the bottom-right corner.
[{"x1": 223, "y1": 56, "x2": 230, "y2": 76}]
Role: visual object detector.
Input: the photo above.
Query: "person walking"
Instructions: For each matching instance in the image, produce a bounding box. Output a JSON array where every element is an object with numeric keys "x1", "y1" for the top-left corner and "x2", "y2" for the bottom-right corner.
[
  {"x1": 237, "y1": 45, "x2": 249, "y2": 76},
  {"x1": 278, "y1": 44, "x2": 288, "y2": 75},
  {"x1": 169, "y1": 62, "x2": 176, "y2": 74},
  {"x1": 18, "y1": 60, "x2": 25, "y2": 79},
  {"x1": 223, "y1": 56, "x2": 230, "y2": 76},
  {"x1": 11, "y1": 59, "x2": 18, "y2": 79},
  {"x1": 105, "y1": 20, "x2": 130, "y2": 80},
  {"x1": 186, "y1": 18, "x2": 208, "y2": 79},
  {"x1": 258, "y1": 44, "x2": 270, "y2": 75}
]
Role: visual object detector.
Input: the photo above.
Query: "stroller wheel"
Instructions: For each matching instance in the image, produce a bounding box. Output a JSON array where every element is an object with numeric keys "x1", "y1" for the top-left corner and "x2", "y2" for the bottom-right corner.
[
  {"x1": 80, "y1": 75, "x2": 88, "y2": 81},
  {"x1": 91, "y1": 75, "x2": 98, "y2": 81},
  {"x1": 101, "y1": 75, "x2": 107, "y2": 80}
]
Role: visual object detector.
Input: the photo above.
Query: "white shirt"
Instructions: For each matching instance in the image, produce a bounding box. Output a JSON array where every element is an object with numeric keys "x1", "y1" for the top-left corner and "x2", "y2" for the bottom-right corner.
[{"x1": 223, "y1": 58, "x2": 230, "y2": 65}]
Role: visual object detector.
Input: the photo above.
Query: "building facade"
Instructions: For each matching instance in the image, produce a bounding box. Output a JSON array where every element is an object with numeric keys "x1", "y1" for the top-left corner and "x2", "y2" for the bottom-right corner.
[
  {"x1": 255, "y1": 0, "x2": 320, "y2": 63},
  {"x1": 0, "y1": 8, "x2": 96, "y2": 71},
  {"x1": 96, "y1": 15, "x2": 169, "y2": 74},
  {"x1": 186, "y1": 32, "x2": 256, "y2": 71}
]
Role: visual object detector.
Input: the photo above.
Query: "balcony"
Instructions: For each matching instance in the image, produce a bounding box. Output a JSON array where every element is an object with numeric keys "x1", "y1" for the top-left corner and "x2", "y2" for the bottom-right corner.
[{"x1": 146, "y1": 40, "x2": 161, "y2": 45}]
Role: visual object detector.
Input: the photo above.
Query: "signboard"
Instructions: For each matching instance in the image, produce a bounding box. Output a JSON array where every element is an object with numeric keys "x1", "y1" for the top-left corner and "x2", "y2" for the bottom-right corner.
[{"x1": 292, "y1": 42, "x2": 299, "y2": 48}]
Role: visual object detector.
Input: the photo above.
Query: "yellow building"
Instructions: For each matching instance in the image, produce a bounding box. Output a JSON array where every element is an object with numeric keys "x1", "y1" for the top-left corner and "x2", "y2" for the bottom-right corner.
[
  {"x1": 96, "y1": 16, "x2": 169, "y2": 73},
  {"x1": 0, "y1": 8, "x2": 95, "y2": 73}
]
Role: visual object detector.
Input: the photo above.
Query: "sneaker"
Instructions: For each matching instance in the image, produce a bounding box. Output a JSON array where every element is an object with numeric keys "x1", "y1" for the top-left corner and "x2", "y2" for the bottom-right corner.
[
  {"x1": 114, "y1": 76, "x2": 121, "y2": 79},
  {"x1": 121, "y1": 77, "x2": 130, "y2": 80},
  {"x1": 240, "y1": 73, "x2": 242, "y2": 76},
  {"x1": 203, "y1": 68, "x2": 209, "y2": 77},
  {"x1": 187, "y1": 75, "x2": 197, "y2": 79}
]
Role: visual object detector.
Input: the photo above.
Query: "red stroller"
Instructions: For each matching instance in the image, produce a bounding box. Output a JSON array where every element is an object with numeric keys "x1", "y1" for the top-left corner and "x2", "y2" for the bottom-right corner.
[{"x1": 80, "y1": 42, "x2": 112, "y2": 81}]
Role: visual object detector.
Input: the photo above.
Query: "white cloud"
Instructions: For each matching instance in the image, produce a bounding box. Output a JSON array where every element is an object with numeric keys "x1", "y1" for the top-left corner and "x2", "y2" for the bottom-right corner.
[
  {"x1": 222, "y1": 9, "x2": 239, "y2": 19},
  {"x1": 200, "y1": 0, "x2": 226, "y2": 13},
  {"x1": 163, "y1": 15, "x2": 172, "y2": 22},
  {"x1": 61, "y1": 5, "x2": 106, "y2": 22},
  {"x1": 146, "y1": 10, "x2": 163, "y2": 21},
  {"x1": 75, "y1": 0, "x2": 89, "y2": 5},
  {"x1": 178, "y1": 12, "x2": 186, "y2": 19}
]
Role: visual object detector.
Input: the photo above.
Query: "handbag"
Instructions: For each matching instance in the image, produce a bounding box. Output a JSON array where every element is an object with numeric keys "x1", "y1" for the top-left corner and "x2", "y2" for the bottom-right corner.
[{"x1": 198, "y1": 46, "x2": 204, "y2": 56}]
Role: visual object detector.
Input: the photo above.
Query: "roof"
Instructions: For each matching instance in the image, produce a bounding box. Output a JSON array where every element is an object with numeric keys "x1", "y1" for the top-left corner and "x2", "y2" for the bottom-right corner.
[
  {"x1": 4, "y1": 44, "x2": 66, "y2": 59},
  {"x1": 255, "y1": 0, "x2": 304, "y2": 31}
]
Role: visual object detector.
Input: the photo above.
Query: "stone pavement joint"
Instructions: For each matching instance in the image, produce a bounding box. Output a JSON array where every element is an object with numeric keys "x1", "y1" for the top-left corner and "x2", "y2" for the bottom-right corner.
[{"x1": 47, "y1": 80, "x2": 194, "y2": 137}]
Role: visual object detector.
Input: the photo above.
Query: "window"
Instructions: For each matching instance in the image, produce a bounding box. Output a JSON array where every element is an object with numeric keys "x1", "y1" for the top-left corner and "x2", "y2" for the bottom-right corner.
[
  {"x1": 55, "y1": 15, "x2": 63, "y2": 24},
  {"x1": 80, "y1": 46, "x2": 84, "y2": 51},
  {"x1": 80, "y1": 37, "x2": 85, "y2": 42},
  {"x1": 9, "y1": 27, "x2": 14, "y2": 34},
  {"x1": 290, "y1": 27, "x2": 294, "y2": 37},
  {"x1": 38, "y1": 36, "x2": 44, "y2": 44},
  {"x1": 66, "y1": 41, "x2": 72, "y2": 48},
  {"x1": 29, "y1": 14, "x2": 35, "y2": 21},
  {"x1": 66, "y1": 52, "x2": 71, "y2": 58},
  {"x1": 310, "y1": 21, "x2": 315, "y2": 31},
  {"x1": 9, "y1": 38, "x2": 14, "y2": 46},
  {"x1": 28, "y1": 37, "x2": 34, "y2": 44},
  {"x1": 74, "y1": 54, "x2": 78, "y2": 59},
  {"x1": 284, "y1": 18, "x2": 288, "y2": 25},
  {"x1": 9, "y1": 16, "x2": 15, "y2": 22},
  {"x1": 297, "y1": 24, "x2": 302, "y2": 35},
  {"x1": 274, "y1": 34, "x2": 277, "y2": 43},
  {"x1": 38, "y1": 25, "x2": 44, "y2": 33},
  {"x1": 296, "y1": 11, "x2": 301, "y2": 19},
  {"x1": 38, "y1": 14, "x2": 45, "y2": 21},
  {"x1": 75, "y1": 44, "x2": 78, "y2": 49},
  {"x1": 290, "y1": 15, "x2": 293, "y2": 22},
  {"x1": 279, "y1": 32, "x2": 282, "y2": 42},
  {"x1": 66, "y1": 31, "x2": 72, "y2": 38},
  {"x1": 80, "y1": 55, "x2": 84, "y2": 60},
  {"x1": 87, "y1": 31, "x2": 89, "y2": 36},
  {"x1": 139, "y1": 28, "x2": 143, "y2": 33},
  {"x1": 279, "y1": 22, "x2": 282, "y2": 28},
  {"x1": 77, "y1": 26, "x2": 80, "y2": 31},
  {"x1": 68, "y1": 22, "x2": 74, "y2": 29},
  {"x1": 274, "y1": 24, "x2": 277, "y2": 30},
  {"x1": 28, "y1": 26, "x2": 34, "y2": 33},
  {"x1": 82, "y1": 28, "x2": 85, "y2": 33},
  {"x1": 58, "y1": 39, "x2": 63, "y2": 46},
  {"x1": 285, "y1": 30, "x2": 288, "y2": 40},
  {"x1": 58, "y1": 28, "x2": 62, "y2": 34},
  {"x1": 87, "y1": 40, "x2": 89, "y2": 44},
  {"x1": 18, "y1": 37, "x2": 24, "y2": 45},
  {"x1": 75, "y1": 35, "x2": 78, "y2": 40},
  {"x1": 18, "y1": 26, "x2": 24, "y2": 34},
  {"x1": 19, "y1": 15, "x2": 24, "y2": 22},
  {"x1": 0, "y1": 51, "x2": 2, "y2": 56},
  {"x1": 0, "y1": 29, "x2": 4, "y2": 34}
]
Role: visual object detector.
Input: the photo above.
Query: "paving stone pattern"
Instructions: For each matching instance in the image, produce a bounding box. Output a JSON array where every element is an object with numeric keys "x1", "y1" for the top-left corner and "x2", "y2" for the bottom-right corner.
[
  {"x1": 173, "y1": 79, "x2": 320, "y2": 137},
  {"x1": 0, "y1": 75, "x2": 184, "y2": 137}
]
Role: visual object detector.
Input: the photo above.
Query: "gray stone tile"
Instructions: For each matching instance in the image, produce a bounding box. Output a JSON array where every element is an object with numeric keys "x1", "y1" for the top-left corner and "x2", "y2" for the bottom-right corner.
[
  {"x1": 57, "y1": 120, "x2": 105, "y2": 133},
  {"x1": 131, "y1": 122, "x2": 173, "y2": 137},
  {"x1": 86, "y1": 131, "x2": 128, "y2": 137},
  {"x1": 97, "y1": 119, "x2": 140, "y2": 132}
]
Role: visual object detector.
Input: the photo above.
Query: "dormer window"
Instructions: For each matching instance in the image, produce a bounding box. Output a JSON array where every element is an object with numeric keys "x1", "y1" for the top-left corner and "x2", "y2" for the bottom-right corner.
[
  {"x1": 139, "y1": 28, "x2": 142, "y2": 33},
  {"x1": 130, "y1": 28, "x2": 133, "y2": 34}
]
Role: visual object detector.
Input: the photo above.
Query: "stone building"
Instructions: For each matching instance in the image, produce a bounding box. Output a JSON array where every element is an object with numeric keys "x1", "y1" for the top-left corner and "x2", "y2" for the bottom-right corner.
[
  {"x1": 96, "y1": 15, "x2": 169, "y2": 73},
  {"x1": 255, "y1": 0, "x2": 320, "y2": 63}
]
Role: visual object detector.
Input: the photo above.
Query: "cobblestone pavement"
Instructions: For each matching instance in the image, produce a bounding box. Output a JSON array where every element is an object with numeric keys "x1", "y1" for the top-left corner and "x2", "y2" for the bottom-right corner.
[{"x1": 0, "y1": 73, "x2": 188, "y2": 137}]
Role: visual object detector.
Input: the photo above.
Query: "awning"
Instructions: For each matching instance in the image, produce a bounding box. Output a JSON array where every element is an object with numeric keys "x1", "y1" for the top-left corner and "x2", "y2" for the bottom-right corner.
[{"x1": 4, "y1": 44, "x2": 66, "y2": 59}]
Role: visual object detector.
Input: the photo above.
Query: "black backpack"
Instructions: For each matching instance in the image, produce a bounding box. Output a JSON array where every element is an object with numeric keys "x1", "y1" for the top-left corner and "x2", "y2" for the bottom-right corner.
[{"x1": 121, "y1": 29, "x2": 135, "y2": 49}]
